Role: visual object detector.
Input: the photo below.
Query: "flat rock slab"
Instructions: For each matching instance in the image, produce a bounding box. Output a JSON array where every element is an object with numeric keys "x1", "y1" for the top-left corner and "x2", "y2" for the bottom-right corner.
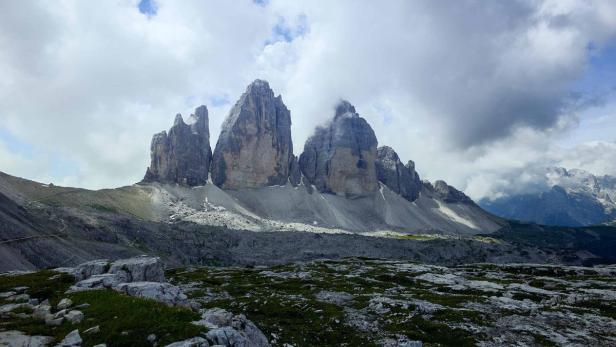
[{"x1": 0, "y1": 330, "x2": 53, "y2": 347}]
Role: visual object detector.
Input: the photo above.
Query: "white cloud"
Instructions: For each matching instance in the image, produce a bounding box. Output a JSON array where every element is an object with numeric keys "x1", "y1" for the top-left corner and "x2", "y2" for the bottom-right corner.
[{"x1": 0, "y1": 0, "x2": 615, "y2": 198}]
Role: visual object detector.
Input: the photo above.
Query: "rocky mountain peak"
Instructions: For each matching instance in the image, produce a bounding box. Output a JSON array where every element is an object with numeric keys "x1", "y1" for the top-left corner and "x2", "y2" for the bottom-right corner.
[
  {"x1": 211, "y1": 80, "x2": 293, "y2": 189},
  {"x1": 188, "y1": 105, "x2": 209, "y2": 134},
  {"x1": 376, "y1": 146, "x2": 422, "y2": 202},
  {"x1": 142, "y1": 106, "x2": 212, "y2": 186},
  {"x1": 173, "y1": 114, "x2": 185, "y2": 126},
  {"x1": 430, "y1": 180, "x2": 473, "y2": 204},
  {"x1": 334, "y1": 99, "x2": 357, "y2": 118},
  {"x1": 299, "y1": 100, "x2": 378, "y2": 198}
]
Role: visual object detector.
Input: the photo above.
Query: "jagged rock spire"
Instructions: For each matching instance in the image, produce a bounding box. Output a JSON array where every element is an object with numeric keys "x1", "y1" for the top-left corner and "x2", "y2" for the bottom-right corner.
[
  {"x1": 142, "y1": 105, "x2": 212, "y2": 186},
  {"x1": 299, "y1": 100, "x2": 379, "y2": 198},
  {"x1": 376, "y1": 146, "x2": 422, "y2": 202},
  {"x1": 211, "y1": 80, "x2": 293, "y2": 189}
]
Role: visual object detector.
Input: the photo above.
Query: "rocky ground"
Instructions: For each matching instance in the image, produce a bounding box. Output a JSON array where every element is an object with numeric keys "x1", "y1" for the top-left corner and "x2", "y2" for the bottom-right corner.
[
  {"x1": 1, "y1": 257, "x2": 615, "y2": 347},
  {"x1": 168, "y1": 258, "x2": 616, "y2": 347}
]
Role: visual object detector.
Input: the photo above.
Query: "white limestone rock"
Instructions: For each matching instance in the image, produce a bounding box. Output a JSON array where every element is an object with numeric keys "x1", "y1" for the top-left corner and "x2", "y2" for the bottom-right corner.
[
  {"x1": 114, "y1": 282, "x2": 188, "y2": 307},
  {"x1": 0, "y1": 330, "x2": 53, "y2": 347},
  {"x1": 56, "y1": 329, "x2": 82, "y2": 347}
]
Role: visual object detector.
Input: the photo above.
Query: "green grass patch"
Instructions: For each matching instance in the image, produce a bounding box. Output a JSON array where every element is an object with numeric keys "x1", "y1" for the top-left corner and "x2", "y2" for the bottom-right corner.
[{"x1": 0, "y1": 270, "x2": 74, "y2": 307}]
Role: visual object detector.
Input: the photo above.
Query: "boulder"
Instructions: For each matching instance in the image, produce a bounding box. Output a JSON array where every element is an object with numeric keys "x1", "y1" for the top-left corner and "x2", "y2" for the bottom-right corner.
[
  {"x1": 71, "y1": 259, "x2": 110, "y2": 281},
  {"x1": 143, "y1": 106, "x2": 212, "y2": 186},
  {"x1": 211, "y1": 80, "x2": 293, "y2": 189},
  {"x1": 44, "y1": 313, "x2": 63, "y2": 326},
  {"x1": 65, "y1": 310, "x2": 84, "y2": 324},
  {"x1": 5, "y1": 293, "x2": 29, "y2": 302},
  {"x1": 0, "y1": 303, "x2": 31, "y2": 315},
  {"x1": 68, "y1": 274, "x2": 121, "y2": 292},
  {"x1": 0, "y1": 291, "x2": 16, "y2": 298},
  {"x1": 32, "y1": 301, "x2": 51, "y2": 320},
  {"x1": 375, "y1": 146, "x2": 422, "y2": 202},
  {"x1": 114, "y1": 282, "x2": 188, "y2": 307},
  {"x1": 57, "y1": 329, "x2": 82, "y2": 347},
  {"x1": 108, "y1": 256, "x2": 165, "y2": 283},
  {"x1": 194, "y1": 308, "x2": 270, "y2": 347},
  {"x1": 299, "y1": 100, "x2": 379, "y2": 198},
  {"x1": 57, "y1": 298, "x2": 73, "y2": 310}
]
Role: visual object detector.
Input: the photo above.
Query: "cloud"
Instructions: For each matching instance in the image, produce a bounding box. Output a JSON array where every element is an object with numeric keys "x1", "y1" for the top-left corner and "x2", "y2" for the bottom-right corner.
[{"x1": 0, "y1": 0, "x2": 615, "y2": 195}]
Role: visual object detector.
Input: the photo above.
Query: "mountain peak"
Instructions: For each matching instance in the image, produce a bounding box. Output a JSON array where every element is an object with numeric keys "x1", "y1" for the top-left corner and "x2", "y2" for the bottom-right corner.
[
  {"x1": 173, "y1": 114, "x2": 185, "y2": 126},
  {"x1": 334, "y1": 100, "x2": 357, "y2": 118},
  {"x1": 211, "y1": 80, "x2": 293, "y2": 189}
]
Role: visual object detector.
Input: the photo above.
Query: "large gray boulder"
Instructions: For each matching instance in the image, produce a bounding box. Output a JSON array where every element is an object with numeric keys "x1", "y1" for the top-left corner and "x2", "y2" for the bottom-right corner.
[
  {"x1": 376, "y1": 146, "x2": 422, "y2": 202},
  {"x1": 115, "y1": 282, "x2": 188, "y2": 307},
  {"x1": 143, "y1": 106, "x2": 212, "y2": 186},
  {"x1": 108, "y1": 256, "x2": 165, "y2": 283},
  {"x1": 211, "y1": 80, "x2": 293, "y2": 189},
  {"x1": 194, "y1": 308, "x2": 270, "y2": 347},
  {"x1": 68, "y1": 256, "x2": 165, "y2": 292},
  {"x1": 299, "y1": 100, "x2": 378, "y2": 198},
  {"x1": 57, "y1": 329, "x2": 82, "y2": 347}
]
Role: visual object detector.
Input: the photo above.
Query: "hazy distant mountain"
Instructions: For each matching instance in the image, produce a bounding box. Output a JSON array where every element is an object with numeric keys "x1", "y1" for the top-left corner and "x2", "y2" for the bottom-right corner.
[{"x1": 481, "y1": 167, "x2": 616, "y2": 227}]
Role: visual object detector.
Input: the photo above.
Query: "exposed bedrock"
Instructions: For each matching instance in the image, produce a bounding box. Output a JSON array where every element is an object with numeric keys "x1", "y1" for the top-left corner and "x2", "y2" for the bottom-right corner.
[
  {"x1": 211, "y1": 80, "x2": 293, "y2": 189},
  {"x1": 143, "y1": 106, "x2": 211, "y2": 186},
  {"x1": 376, "y1": 146, "x2": 422, "y2": 202},
  {"x1": 299, "y1": 100, "x2": 379, "y2": 198},
  {"x1": 425, "y1": 180, "x2": 474, "y2": 204}
]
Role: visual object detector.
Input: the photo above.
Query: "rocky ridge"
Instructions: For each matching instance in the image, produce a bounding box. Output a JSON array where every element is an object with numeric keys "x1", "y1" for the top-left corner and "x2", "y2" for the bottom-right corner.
[
  {"x1": 376, "y1": 146, "x2": 422, "y2": 202},
  {"x1": 133, "y1": 79, "x2": 495, "y2": 236},
  {"x1": 481, "y1": 167, "x2": 616, "y2": 226}
]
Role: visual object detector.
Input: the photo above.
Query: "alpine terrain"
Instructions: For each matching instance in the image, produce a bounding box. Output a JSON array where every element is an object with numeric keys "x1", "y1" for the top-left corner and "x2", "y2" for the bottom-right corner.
[{"x1": 1, "y1": 81, "x2": 616, "y2": 347}]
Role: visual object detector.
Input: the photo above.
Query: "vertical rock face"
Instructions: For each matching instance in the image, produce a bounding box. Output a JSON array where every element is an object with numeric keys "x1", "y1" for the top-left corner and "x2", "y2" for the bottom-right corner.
[
  {"x1": 299, "y1": 100, "x2": 378, "y2": 198},
  {"x1": 211, "y1": 80, "x2": 293, "y2": 189},
  {"x1": 376, "y1": 146, "x2": 422, "y2": 202},
  {"x1": 143, "y1": 106, "x2": 211, "y2": 186}
]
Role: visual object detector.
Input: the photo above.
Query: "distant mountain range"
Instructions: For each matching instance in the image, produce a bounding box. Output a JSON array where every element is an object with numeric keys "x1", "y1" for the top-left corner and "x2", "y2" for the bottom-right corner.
[{"x1": 481, "y1": 167, "x2": 616, "y2": 227}]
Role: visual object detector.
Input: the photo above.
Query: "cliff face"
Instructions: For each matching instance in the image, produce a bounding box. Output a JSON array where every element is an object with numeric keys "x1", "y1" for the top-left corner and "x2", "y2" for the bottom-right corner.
[
  {"x1": 143, "y1": 105, "x2": 211, "y2": 186},
  {"x1": 211, "y1": 80, "x2": 293, "y2": 189},
  {"x1": 299, "y1": 100, "x2": 379, "y2": 198},
  {"x1": 376, "y1": 146, "x2": 422, "y2": 202}
]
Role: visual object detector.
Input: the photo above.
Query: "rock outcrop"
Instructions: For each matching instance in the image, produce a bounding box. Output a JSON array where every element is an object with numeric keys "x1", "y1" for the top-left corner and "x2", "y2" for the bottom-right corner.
[
  {"x1": 143, "y1": 106, "x2": 211, "y2": 186},
  {"x1": 299, "y1": 100, "x2": 378, "y2": 198},
  {"x1": 427, "y1": 180, "x2": 473, "y2": 204},
  {"x1": 66, "y1": 256, "x2": 188, "y2": 307},
  {"x1": 376, "y1": 146, "x2": 422, "y2": 202},
  {"x1": 194, "y1": 308, "x2": 271, "y2": 347},
  {"x1": 211, "y1": 80, "x2": 293, "y2": 189}
]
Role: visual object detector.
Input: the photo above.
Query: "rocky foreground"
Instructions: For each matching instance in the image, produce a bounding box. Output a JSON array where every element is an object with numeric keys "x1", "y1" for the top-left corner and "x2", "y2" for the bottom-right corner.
[{"x1": 1, "y1": 256, "x2": 615, "y2": 346}]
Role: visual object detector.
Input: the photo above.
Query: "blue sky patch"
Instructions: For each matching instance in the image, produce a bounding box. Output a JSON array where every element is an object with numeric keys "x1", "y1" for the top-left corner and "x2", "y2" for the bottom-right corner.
[
  {"x1": 0, "y1": 128, "x2": 36, "y2": 158},
  {"x1": 138, "y1": 0, "x2": 158, "y2": 17},
  {"x1": 265, "y1": 15, "x2": 308, "y2": 46}
]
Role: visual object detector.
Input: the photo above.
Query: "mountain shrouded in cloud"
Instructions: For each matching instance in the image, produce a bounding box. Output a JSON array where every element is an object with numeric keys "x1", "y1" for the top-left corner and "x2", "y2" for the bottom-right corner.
[{"x1": 0, "y1": 0, "x2": 615, "y2": 201}]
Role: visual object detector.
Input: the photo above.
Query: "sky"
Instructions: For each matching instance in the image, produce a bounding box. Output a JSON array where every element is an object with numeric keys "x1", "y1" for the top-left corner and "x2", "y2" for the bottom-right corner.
[{"x1": 0, "y1": 0, "x2": 615, "y2": 201}]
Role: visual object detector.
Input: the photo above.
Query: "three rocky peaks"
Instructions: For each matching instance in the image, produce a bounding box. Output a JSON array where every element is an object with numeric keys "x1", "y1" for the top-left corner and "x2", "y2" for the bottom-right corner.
[{"x1": 143, "y1": 79, "x2": 470, "y2": 203}]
